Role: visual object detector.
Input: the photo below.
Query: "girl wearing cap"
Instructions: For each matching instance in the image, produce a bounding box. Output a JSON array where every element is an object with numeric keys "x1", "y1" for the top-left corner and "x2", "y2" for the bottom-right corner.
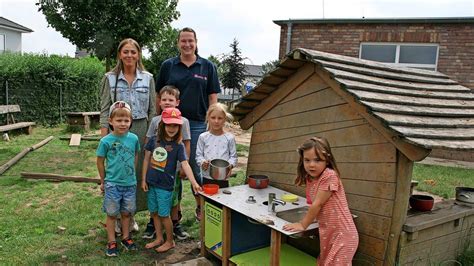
[
  {"x1": 141, "y1": 107, "x2": 201, "y2": 253},
  {"x1": 100, "y1": 38, "x2": 157, "y2": 220}
]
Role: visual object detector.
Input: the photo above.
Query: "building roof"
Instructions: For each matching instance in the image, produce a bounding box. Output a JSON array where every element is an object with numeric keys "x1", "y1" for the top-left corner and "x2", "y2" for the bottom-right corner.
[
  {"x1": 0, "y1": 17, "x2": 33, "y2": 33},
  {"x1": 232, "y1": 48, "x2": 474, "y2": 153},
  {"x1": 244, "y1": 64, "x2": 264, "y2": 78},
  {"x1": 274, "y1": 17, "x2": 474, "y2": 25}
]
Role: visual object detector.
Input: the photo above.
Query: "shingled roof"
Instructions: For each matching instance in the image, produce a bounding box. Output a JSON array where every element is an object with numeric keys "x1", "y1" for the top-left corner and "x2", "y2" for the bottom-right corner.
[{"x1": 232, "y1": 48, "x2": 474, "y2": 151}]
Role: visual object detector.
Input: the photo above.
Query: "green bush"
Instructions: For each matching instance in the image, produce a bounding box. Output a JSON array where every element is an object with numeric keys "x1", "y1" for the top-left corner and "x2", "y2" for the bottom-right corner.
[{"x1": 0, "y1": 53, "x2": 104, "y2": 125}]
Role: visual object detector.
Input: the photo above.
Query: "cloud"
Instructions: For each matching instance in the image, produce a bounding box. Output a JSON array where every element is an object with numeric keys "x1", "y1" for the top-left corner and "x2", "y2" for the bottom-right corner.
[{"x1": 1, "y1": 0, "x2": 473, "y2": 64}]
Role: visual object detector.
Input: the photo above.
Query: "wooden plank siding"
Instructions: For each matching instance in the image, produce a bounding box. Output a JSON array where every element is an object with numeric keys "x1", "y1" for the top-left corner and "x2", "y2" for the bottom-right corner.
[
  {"x1": 244, "y1": 75, "x2": 398, "y2": 261},
  {"x1": 233, "y1": 48, "x2": 474, "y2": 264}
]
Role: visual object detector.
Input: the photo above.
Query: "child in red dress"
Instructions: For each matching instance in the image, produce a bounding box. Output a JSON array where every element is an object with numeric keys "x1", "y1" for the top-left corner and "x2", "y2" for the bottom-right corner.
[{"x1": 283, "y1": 137, "x2": 359, "y2": 265}]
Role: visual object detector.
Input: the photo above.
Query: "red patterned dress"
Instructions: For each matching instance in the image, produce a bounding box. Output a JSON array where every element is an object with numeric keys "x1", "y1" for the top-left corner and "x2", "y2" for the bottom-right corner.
[{"x1": 306, "y1": 168, "x2": 359, "y2": 265}]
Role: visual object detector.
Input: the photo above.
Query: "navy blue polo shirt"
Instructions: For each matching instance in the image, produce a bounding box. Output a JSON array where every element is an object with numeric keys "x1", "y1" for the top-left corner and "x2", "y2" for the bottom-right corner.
[{"x1": 156, "y1": 56, "x2": 221, "y2": 122}]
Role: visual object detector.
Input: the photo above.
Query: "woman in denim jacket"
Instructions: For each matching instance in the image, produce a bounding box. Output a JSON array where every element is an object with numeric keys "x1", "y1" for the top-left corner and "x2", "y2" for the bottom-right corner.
[{"x1": 100, "y1": 38, "x2": 156, "y2": 219}]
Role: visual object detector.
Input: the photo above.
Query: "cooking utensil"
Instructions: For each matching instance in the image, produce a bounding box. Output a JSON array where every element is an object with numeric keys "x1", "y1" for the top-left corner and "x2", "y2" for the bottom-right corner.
[
  {"x1": 203, "y1": 184, "x2": 219, "y2": 195},
  {"x1": 409, "y1": 194, "x2": 434, "y2": 212},
  {"x1": 247, "y1": 175, "x2": 269, "y2": 189},
  {"x1": 456, "y1": 187, "x2": 474, "y2": 203},
  {"x1": 209, "y1": 159, "x2": 231, "y2": 180}
]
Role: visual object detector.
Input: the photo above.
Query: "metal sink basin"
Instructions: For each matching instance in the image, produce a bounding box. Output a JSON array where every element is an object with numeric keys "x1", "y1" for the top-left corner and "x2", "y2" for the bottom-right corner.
[
  {"x1": 276, "y1": 206, "x2": 315, "y2": 224},
  {"x1": 276, "y1": 206, "x2": 318, "y2": 238}
]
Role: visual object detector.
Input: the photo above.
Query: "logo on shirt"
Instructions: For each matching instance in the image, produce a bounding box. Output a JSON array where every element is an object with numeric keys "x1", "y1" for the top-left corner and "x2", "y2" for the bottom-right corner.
[
  {"x1": 193, "y1": 74, "x2": 207, "y2": 80},
  {"x1": 151, "y1": 147, "x2": 167, "y2": 171}
]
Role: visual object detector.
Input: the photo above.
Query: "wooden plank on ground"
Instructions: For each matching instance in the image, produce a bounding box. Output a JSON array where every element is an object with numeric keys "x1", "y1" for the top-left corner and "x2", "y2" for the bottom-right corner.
[
  {"x1": 69, "y1": 134, "x2": 81, "y2": 146},
  {"x1": 60, "y1": 136, "x2": 100, "y2": 141},
  {"x1": 21, "y1": 172, "x2": 100, "y2": 184}
]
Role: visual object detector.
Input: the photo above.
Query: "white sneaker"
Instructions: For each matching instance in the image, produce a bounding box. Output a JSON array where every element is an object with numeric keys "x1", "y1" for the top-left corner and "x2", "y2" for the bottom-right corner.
[{"x1": 130, "y1": 217, "x2": 139, "y2": 232}]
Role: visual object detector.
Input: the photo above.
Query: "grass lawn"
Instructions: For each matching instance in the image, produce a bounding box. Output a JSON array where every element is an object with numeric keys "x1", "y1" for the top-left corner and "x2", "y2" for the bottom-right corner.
[
  {"x1": 0, "y1": 125, "x2": 472, "y2": 263},
  {"x1": 0, "y1": 125, "x2": 246, "y2": 264}
]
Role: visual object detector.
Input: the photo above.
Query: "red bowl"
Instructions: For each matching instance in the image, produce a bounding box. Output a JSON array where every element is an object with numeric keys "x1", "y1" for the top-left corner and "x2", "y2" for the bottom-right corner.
[
  {"x1": 409, "y1": 194, "x2": 434, "y2": 212},
  {"x1": 203, "y1": 184, "x2": 219, "y2": 195}
]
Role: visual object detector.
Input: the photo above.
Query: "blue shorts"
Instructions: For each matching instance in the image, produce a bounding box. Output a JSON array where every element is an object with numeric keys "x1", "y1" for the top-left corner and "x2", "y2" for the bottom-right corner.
[
  {"x1": 102, "y1": 182, "x2": 136, "y2": 216},
  {"x1": 147, "y1": 186, "x2": 173, "y2": 217}
]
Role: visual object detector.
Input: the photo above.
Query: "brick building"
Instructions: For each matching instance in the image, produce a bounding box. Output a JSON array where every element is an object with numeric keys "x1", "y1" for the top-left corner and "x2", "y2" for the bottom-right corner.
[{"x1": 274, "y1": 17, "x2": 474, "y2": 90}]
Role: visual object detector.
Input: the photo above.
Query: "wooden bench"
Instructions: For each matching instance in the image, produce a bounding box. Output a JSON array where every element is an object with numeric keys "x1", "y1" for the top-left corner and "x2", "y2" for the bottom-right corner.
[
  {"x1": 66, "y1": 111, "x2": 100, "y2": 131},
  {"x1": 0, "y1": 105, "x2": 35, "y2": 135}
]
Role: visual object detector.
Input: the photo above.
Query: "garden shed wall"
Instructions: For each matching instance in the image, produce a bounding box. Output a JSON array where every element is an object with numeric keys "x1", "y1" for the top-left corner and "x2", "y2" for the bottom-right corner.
[{"x1": 245, "y1": 68, "x2": 409, "y2": 265}]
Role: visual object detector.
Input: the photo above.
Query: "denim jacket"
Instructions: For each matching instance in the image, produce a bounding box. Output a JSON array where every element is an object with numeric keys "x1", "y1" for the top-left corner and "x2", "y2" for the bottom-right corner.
[{"x1": 100, "y1": 69, "x2": 156, "y2": 128}]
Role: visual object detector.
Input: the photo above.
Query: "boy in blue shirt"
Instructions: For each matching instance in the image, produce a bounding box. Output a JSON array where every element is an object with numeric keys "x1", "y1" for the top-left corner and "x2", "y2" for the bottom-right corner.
[{"x1": 97, "y1": 101, "x2": 140, "y2": 257}]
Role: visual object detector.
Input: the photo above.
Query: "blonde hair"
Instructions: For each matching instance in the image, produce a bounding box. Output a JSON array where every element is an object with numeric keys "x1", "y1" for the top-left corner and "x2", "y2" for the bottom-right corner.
[
  {"x1": 206, "y1": 103, "x2": 233, "y2": 122},
  {"x1": 110, "y1": 107, "x2": 132, "y2": 119},
  {"x1": 111, "y1": 38, "x2": 146, "y2": 75}
]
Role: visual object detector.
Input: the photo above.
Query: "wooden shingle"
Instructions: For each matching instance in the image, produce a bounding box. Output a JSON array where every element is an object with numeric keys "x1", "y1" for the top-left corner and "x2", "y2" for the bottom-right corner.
[{"x1": 232, "y1": 48, "x2": 474, "y2": 151}]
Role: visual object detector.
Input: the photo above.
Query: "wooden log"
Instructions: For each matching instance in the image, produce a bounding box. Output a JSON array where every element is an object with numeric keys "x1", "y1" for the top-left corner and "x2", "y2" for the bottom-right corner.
[
  {"x1": 21, "y1": 172, "x2": 100, "y2": 184},
  {"x1": 59, "y1": 136, "x2": 101, "y2": 141},
  {"x1": 32, "y1": 136, "x2": 54, "y2": 150},
  {"x1": 0, "y1": 136, "x2": 53, "y2": 175}
]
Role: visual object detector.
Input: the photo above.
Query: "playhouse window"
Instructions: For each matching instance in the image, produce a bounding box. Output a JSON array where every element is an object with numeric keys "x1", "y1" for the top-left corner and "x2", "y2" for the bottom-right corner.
[{"x1": 360, "y1": 43, "x2": 439, "y2": 71}]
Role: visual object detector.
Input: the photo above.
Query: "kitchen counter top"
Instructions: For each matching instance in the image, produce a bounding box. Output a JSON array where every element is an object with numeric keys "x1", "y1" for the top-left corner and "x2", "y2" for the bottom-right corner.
[{"x1": 199, "y1": 184, "x2": 318, "y2": 235}]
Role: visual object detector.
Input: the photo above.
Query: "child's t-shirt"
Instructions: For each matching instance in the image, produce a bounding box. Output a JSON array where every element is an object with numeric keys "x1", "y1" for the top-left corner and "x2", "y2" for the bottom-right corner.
[
  {"x1": 144, "y1": 136, "x2": 187, "y2": 191},
  {"x1": 196, "y1": 131, "x2": 238, "y2": 179},
  {"x1": 146, "y1": 115, "x2": 191, "y2": 140},
  {"x1": 96, "y1": 132, "x2": 140, "y2": 186}
]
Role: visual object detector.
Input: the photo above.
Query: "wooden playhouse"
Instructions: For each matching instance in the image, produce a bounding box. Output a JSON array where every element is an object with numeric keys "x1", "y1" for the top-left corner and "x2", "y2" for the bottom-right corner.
[{"x1": 232, "y1": 48, "x2": 474, "y2": 265}]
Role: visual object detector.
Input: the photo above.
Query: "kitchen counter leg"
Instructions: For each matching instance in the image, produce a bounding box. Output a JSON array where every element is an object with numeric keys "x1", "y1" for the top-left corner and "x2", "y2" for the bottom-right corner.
[
  {"x1": 270, "y1": 229, "x2": 281, "y2": 266},
  {"x1": 199, "y1": 195, "x2": 208, "y2": 257},
  {"x1": 222, "y1": 206, "x2": 231, "y2": 266}
]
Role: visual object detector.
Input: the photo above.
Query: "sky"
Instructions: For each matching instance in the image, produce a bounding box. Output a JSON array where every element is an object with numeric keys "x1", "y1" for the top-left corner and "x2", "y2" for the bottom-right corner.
[{"x1": 1, "y1": 0, "x2": 473, "y2": 65}]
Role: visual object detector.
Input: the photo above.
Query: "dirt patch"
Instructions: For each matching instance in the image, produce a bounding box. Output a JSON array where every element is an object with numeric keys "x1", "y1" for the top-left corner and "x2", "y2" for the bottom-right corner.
[
  {"x1": 143, "y1": 240, "x2": 201, "y2": 264},
  {"x1": 226, "y1": 123, "x2": 251, "y2": 146}
]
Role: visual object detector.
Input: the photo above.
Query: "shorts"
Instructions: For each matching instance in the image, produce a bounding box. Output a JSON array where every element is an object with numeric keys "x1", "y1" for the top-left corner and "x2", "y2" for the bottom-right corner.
[
  {"x1": 171, "y1": 173, "x2": 182, "y2": 207},
  {"x1": 102, "y1": 182, "x2": 136, "y2": 216},
  {"x1": 147, "y1": 186, "x2": 173, "y2": 217}
]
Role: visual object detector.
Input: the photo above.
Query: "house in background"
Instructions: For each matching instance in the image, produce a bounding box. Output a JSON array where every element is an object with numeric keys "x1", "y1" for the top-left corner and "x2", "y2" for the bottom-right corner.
[
  {"x1": 274, "y1": 17, "x2": 474, "y2": 162},
  {"x1": 0, "y1": 17, "x2": 33, "y2": 53},
  {"x1": 242, "y1": 64, "x2": 264, "y2": 95},
  {"x1": 274, "y1": 17, "x2": 474, "y2": 90},
  {"x1": 218, "y1": 64, "x2": 264, "y2": 103}
]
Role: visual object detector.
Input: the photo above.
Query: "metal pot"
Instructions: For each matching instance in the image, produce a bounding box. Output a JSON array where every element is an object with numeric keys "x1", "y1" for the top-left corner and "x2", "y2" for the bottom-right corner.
[
  {"x1": 209, "y1": 159, "x2": 231, "y2": 180},
  {"x1": 455, "y1": 187, "x2": 474, "y2": 203},
  {"x1": 248, "y1": 175, "x2": 269, "y2": 189}
]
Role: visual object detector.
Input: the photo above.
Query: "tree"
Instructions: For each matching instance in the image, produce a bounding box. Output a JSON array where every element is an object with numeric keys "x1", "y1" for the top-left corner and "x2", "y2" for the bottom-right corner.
[
  {"x1": 221, "y1": 39, "x2": 246, "y2": 100},
  {"x1": 261, "y1": 59, "x2": 280, "y2": 76},
  {"x1": 208, "y1": 54, "x2": 226, "y2": 81},
  {"x1": 143, "y1": 26, "x2": 179, "y2": 77},
  {"x1": 37, "y1": 0, "x2": 179, "y2": 70}
]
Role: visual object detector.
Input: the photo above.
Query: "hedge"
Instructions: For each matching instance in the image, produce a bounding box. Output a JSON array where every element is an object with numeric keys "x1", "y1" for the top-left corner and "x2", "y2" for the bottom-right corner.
[{"x1": 0, "y1": 53, "x2": 105, "y2": 125}]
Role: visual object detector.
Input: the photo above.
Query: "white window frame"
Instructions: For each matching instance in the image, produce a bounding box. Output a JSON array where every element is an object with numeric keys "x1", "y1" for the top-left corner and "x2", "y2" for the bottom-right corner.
[
  {"x1": 360, "y1": 42, "x2": 439, "y2": 71},
  {"x1": 0, "y1": 34, "x2": 5, "y2": 52}
]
